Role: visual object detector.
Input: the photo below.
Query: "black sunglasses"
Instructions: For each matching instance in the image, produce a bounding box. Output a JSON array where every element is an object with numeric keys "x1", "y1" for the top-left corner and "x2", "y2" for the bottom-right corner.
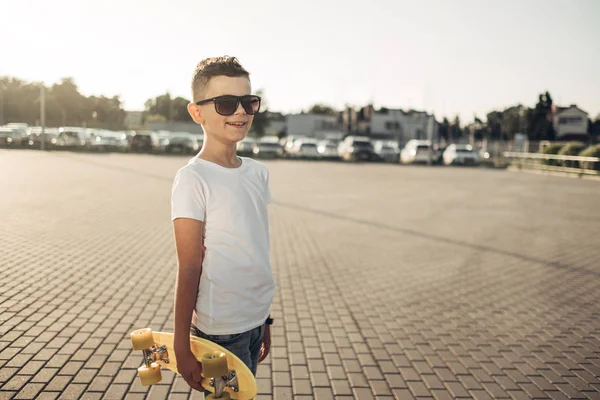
[{"x1": 195, "y1": 95, "x2": 261, "y2": 116}]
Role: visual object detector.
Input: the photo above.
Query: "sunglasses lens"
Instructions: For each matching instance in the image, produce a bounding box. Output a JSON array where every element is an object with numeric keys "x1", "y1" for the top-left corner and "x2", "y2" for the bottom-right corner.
[
  {"x1": 215, "y1": 96, "x2": 238, "y2": 115},
  {"x1": 241, "y1": 96, "x2": 261, "y2": 115}
]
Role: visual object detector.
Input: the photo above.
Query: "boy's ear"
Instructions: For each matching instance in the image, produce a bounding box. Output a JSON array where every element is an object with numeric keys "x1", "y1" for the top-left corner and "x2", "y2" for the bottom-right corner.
[{"x1": 187, "y1": 103, "x2": 205, "y2": 125}]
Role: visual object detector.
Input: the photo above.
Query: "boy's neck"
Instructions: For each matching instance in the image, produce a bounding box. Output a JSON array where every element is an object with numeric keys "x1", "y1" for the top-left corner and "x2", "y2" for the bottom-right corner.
[{"x1": 197, "y1": 135, "x2": 241, "y2": 168}]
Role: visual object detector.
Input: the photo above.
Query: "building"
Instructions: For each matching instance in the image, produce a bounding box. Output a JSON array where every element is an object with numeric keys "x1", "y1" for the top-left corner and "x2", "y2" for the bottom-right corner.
[
  {"x1": 124, "y1": 111, "x2": 143, "y2": 128},
  {"x1": 343, "y1": 105, "x2": 438, "y2": 145},
  {"x1": 552, "y1": 105, "x2": 589, "y2": 140},
  {"x1": 286, "y1": 113, "x2": 344, "y2": 140}
]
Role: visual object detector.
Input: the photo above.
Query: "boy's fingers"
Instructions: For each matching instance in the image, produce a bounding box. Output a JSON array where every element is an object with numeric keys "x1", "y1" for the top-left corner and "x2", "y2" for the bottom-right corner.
[
  {"x1": 183, "y1": 374, "x2": 204, "y2": 392},
  {"x1": 192, "y1": 368, "x2": 203, "y2": 383}
]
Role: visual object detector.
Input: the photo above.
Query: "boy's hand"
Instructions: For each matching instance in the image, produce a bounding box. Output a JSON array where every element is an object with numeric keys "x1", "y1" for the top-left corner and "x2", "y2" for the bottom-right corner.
[
  {"x1": 258, "y1": 324, "x2": 271, "y2": 363},
  {"x1": 176, "y1": 348, "x2": 204, "y2": 392}
]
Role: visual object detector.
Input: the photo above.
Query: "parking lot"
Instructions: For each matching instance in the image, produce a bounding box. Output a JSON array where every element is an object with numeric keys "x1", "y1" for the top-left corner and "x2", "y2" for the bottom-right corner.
[{"x1": 0, "y1": 149, "x2": 599, "y2": 400}]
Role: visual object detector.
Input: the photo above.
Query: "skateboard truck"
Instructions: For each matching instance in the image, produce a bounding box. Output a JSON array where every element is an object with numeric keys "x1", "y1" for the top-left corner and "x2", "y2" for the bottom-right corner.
[
  {"x1": 210, "y1": 370, "x2": 239, "y2": 396},
  {"x1": 143, "y1": 344, "x2": 170, "y2": 366}
]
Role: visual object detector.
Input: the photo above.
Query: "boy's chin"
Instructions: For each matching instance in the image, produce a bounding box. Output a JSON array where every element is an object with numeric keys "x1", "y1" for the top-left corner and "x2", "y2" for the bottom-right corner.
[{"x1": 225, "y1": 129, "x2": 249, "y2": 141}]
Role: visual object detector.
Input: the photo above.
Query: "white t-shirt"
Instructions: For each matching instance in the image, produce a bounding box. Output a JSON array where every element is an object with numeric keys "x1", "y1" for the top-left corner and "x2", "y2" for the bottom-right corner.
[{"x1": 171, "y1": 156, "x2": 275, "y2": 335}]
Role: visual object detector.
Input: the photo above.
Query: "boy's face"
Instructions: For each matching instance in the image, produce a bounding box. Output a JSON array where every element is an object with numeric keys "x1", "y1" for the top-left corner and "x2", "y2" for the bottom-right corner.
[{"x1": 188, "y1": 76, "x2": 254, "y2": 145}]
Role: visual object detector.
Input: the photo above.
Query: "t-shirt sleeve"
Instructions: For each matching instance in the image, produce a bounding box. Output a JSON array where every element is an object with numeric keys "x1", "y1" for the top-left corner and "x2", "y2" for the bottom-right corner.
[{"x1": 171, "y1": 169, "x2": 207, "y2": 221}]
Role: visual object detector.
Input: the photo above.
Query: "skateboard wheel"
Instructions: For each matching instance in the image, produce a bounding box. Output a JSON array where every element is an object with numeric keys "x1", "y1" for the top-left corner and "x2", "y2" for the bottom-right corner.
[
  {"x1": 201, "y1": 351, "x2": 229, "y2": 378},
  {"x1": 138, "y1": 362, "x2": 162, "y2": 385},
  {"x1": 130, "y1": 328, "x2": 154, "y2": 350},
  {"x1": 206, "y1": 393, "x2": 230, "y2": 400}
]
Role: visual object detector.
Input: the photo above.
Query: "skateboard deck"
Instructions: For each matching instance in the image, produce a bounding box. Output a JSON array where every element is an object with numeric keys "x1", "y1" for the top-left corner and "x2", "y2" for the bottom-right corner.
[{"x1": 130, "y1": 328, "x2": 257, "y2": 399}]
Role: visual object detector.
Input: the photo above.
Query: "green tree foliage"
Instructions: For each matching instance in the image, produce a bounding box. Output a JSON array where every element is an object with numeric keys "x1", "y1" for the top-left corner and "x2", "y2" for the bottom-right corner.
[
  {"x1": 0, "y1": 76, "x2": 125, "y2": 129},
  {"x1": 308, "y1": 103, "x2": 337, "y2": 115}
]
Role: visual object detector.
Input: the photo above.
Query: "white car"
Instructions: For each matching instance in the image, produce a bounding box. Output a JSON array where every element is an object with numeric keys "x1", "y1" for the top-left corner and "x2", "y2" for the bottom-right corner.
[
  {"x1": 55, "y1": 127, "x2": 91, "y2": 149},
  {"x1": 442, "y1": 144, "x2": 480, "y2": 166},
  {"x1": 253, "y1": 136, "x2": 283, "y2": 158},
  {"x1": 337, "y1": 136, "x2": 376, "y2": 162},
  {"x1": 287, "y1": 139, "x2": 320, "y2": 159},
  {"x1": 373, "y1": 141, "x2": 400, "y2": 163},
  {"x1": 236, "y1": 137, "x2": 256, "y2": 156},
  {"x1": 400, "y1": 140, "x2": 434, "y2": 164},
  {"x1": 317, "y1": 140, "x2": 340, "y2": 159}
]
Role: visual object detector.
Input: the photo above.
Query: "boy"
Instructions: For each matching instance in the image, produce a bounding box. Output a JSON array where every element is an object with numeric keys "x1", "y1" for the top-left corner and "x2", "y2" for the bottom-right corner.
[{"x1": 170, "y1": 56, "x2": 275, "y2": 393}]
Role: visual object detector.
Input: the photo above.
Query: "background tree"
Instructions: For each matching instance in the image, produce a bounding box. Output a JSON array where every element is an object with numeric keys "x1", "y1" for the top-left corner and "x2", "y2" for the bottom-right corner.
[
  {"x1": 449, "y1": 116, "x2": 463, "y2": 141},
  {"x1": 143, "y1": 93, "x2": 191, "y2": 123},
  {"x1": 526, "y1": 91, "x2": 555, "y2": 140},
  {"x1": 438, "y1": 117, "x2": 450, "y2": 142},
  {"x1": 308, "y1": 103, "x2": 337, "y2": 115},
  {"x1": 0, "y1": 76, "x2": 126, "y2": 128},
  {"x1": 249, "y1": 89, "x2": 270, "y2": 137}
]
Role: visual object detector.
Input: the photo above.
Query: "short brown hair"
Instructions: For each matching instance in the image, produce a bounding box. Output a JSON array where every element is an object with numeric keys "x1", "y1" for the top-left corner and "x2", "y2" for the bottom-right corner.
[{"x1": 191, "y1": 56, "x2": 250, "y2": 102}]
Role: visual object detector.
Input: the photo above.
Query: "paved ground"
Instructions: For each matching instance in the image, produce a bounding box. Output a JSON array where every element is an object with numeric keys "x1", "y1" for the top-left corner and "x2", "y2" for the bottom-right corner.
[{"x1": 0, "y1": 149, "x2": 599, "y2": 400}]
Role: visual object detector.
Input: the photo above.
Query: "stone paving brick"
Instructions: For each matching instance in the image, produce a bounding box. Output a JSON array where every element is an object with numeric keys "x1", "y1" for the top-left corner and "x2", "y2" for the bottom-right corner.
[
  {"x1": 13, "y1": 383, "x2": 44, "y2": 400},
  {"x1": 0, "y1": 368, "x2": 18, "y2": 384},
  {"x1": 1, "y1": 375, "x2": 30, "y2": 392},
  {"x1": 1, "y1": 152, "x2": 599, "y2": 399},
  {"x1": 100, "y1": 383, "x2": 129, "y2": 400},
  {"x1": 45, "y1": 375, "x2": 71, "y2": 392},
  {"x1": 273, "y1": 386, "x2": 293, "y2": 399},
  {"x1": 58, "y1": 384, "x2": 87, "y2": 400}
]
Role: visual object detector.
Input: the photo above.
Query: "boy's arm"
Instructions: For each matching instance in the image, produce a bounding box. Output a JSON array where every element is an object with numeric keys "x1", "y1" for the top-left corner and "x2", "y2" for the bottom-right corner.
[{"x1": 173, "y1": 217, "x2": 205, "y2": 354}]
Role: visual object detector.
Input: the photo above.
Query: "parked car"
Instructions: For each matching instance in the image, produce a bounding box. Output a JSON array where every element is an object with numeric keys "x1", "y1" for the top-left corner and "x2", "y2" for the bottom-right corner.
[
  {"x1": 27, "y1": 127, "x2": 59, "y2": 149},
  {"x1": 165, "y1": 132, "x2": 199, "y2": 155},
  {"x1": 86, "y1": 130, "x2": 121, "y2": 152},
  {"x1": 287, "y1": 138, "x2": 320, "y2": 159},
  {"x1": 317, "y1": 139, "x2": 340, "y2": 160},
  {"x1": 373, "y1": 140, "x2": 400, "y2": 163},
  {"x1": 253, "y1": 136, "x2": 282, "y2": 158},
  {"x1": 338, "y1": 136, "x2": 376, "y2": 162},
  {"x1": 400, "y1": 140, "x2": 434, "y2": 164},
  {"x1": 0, "y1": 127, "x2": 25, "y2": 147},
  {"x1": 3, "y1": 123, "x2": 29, "y2": 146},
  {"x1": 442, "y1": 144, "x2": 480, "y2": 166},
  {"x1": 55, "y1": 127, "x2": 90, "y2": 150},
  {"x1": 237, "y1": 136, "x2": 256, "y2": 156},
  {"x1": 280, "y1": 135, "x2": 301, "y2": 158},
  {"x1": 129, "y1": 130, "x2": 156, "y2": 153}
]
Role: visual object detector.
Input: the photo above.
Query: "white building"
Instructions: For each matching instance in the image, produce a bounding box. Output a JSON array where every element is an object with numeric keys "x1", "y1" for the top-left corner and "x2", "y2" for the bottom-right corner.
[
  {"x1": 370, "y1": 109, "x2": 437, "y2": 144},
  {"x1": 552, "y1": 105, "x2": 589, "y2": 140},
  {"x1": 286, "y1": 113, "x2": 344, "y2": 140},
  {"x1": 125, "y1": 111, "x2": 143, "y2": 128},
  {"x1": 344, "y1": 105, "x2": 438, "y2": 145}
]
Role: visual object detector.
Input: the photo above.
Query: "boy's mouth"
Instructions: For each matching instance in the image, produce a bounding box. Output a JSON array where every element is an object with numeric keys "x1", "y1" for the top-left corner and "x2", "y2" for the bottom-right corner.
[{"x1": 226, "y1": 122, "x2": 247, "y2": 128}]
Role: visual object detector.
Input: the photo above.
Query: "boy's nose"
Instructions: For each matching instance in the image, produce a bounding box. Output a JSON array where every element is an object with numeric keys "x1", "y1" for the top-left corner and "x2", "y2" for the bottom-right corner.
[{"x1": 233, "y1": 101, "x2": 246, "y2": 115}]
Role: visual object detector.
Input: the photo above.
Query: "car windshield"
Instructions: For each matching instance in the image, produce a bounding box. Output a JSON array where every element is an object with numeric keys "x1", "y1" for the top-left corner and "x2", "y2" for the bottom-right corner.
[
  {"x1": 417, "y1": 145, "x2": 430, "y2": 150},
  {"x1": 456, "y1": 147, "x2": 473, "y2": 153},
  {"x1": 301, "y1": 143, "x2": 317, "y2": 148}
]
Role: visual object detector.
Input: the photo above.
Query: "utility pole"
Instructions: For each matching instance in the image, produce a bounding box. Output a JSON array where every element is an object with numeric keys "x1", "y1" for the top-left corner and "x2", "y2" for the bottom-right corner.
[{"x1": 41, "y1": 85, "x2": 46, "y2": 151}]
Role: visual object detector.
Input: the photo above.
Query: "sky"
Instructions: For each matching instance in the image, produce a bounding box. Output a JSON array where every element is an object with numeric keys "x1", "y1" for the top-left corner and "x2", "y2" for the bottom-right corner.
[{"x1": 2, "y1": 0, "x2": 599, "y2": 123}]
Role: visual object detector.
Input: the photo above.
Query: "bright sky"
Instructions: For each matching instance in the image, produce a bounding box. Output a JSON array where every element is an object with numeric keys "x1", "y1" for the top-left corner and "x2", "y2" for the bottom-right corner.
[{"x1": 3, "y1": 0, "x2": 599, "y2": 122}]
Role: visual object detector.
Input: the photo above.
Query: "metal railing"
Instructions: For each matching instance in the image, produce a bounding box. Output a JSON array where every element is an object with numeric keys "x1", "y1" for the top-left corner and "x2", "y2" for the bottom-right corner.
[{"x1": 503, "y1": 152, "x2": 600, "y2": 176}]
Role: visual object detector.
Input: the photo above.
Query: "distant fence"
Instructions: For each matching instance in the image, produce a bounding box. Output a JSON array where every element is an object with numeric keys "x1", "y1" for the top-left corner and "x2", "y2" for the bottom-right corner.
[
  {"x1": 503, "y1": 152, "x2": 600, "y2": 176},
  {"x1": 476, "y1": 139, "x2": 598, "y2": 170}
]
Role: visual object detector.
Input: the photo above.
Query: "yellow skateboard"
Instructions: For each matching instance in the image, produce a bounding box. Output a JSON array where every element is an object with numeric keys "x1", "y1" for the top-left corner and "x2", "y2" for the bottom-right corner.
[{"x1": 130, "y1": 328, "x2": 258, "y2": 400}]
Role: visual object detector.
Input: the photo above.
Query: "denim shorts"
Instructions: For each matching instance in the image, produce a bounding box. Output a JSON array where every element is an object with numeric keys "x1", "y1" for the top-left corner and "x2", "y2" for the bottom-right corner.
[{"x1": 190, "y1": 324, "x2": 265, "y2": 376}]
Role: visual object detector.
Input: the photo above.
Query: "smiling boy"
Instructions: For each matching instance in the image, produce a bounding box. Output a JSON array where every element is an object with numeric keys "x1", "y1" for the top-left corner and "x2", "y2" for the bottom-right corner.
[{"x1": 170, "y1": 56, "x2": 275, "y2": 392}]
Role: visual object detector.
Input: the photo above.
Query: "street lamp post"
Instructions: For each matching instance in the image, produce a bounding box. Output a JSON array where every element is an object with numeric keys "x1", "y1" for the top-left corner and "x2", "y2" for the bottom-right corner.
[{"x1": 40, "y1": 85, "x2": 46, "y2": 151}]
